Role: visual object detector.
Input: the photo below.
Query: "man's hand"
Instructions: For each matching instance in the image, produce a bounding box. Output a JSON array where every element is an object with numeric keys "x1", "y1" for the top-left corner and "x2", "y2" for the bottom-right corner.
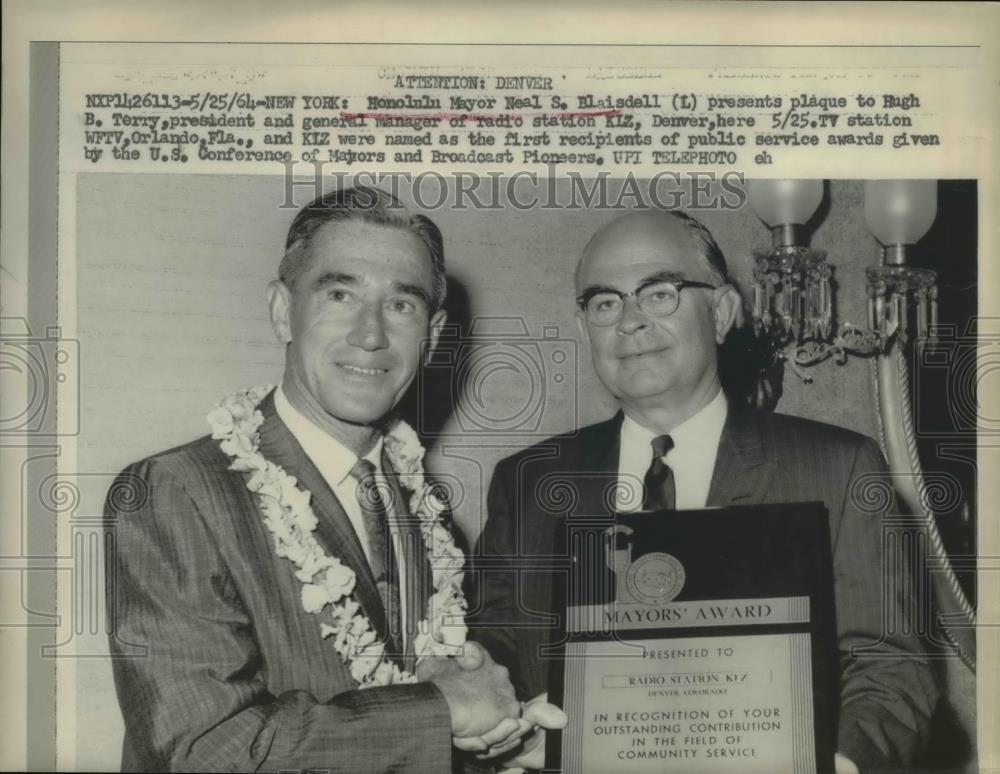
[
  {"x1": 453, "y1": 692, "x2": 567, "y2": 769},
  {"x1": 453, "y1": 717, "x2": 531, "y2": 757},
  {"x1": 494, "y1": 694, "x2": 567, "y2": 770},
  {"x1": 417, "y1": 641, "x2": 521, "y2": 738}
]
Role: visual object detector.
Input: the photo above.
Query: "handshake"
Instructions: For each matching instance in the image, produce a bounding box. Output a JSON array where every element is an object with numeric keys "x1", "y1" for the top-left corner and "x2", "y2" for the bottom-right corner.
[{"x1": 417, "y1": 641, "x2": 568, "y2": 771}]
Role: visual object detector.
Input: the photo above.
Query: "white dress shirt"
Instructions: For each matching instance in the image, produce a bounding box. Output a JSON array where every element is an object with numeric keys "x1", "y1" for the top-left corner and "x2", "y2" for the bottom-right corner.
[
  {"x1": 616, "y1": 388, "x2": 728, "y2": 512},
  {"x1": 274, "y1": 386, "x2": 409, "y2": 639}
]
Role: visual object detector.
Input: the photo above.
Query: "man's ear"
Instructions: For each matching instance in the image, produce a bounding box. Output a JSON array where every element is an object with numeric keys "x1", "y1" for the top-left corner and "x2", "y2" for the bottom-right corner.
[
  {"x1": 712, "y1": 284, "x2": 743, "y2": 344},
  {"x1": 424, "y1": 308, "x2": 448, "y2": 364},
  {"x1": 266, "y1": 280, "x2": 293, "y2": 344}
]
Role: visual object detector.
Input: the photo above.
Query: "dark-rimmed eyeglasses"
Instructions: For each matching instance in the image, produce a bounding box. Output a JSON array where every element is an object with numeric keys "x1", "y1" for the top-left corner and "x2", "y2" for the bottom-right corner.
[{"x1": 576, "y1": 280, "x2": 718, "y2": 326}]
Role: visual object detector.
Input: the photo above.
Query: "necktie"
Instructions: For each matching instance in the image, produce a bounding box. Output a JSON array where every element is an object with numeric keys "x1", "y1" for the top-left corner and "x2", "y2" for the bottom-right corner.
[
  {"x1": 350, "y1": 458, "x2": 402, "y2": 647},
  {"x1": 642, "y1": 434, "x2": 676, "y2": 511}
]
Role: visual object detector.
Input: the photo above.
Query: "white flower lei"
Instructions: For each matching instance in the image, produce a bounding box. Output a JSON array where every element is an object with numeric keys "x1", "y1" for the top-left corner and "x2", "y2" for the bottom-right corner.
[{"x1": 207, "y1": 385, "x2": 467, "y2": 688}]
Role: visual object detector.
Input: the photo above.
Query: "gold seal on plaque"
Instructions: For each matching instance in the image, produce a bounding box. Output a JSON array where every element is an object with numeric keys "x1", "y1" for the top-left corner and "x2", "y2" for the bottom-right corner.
[{"x1": 625, "y1": 552, "x2": 686, "y2": 605}]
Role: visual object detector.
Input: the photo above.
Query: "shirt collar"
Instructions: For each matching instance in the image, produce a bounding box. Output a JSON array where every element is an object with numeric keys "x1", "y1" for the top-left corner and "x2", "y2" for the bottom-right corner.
[
  {"x1": 620, "y1": 388, "x2": 728, "y2": 462},
  {"x1": 274, "y1": 385, "x2": 383, "y2": 486}
]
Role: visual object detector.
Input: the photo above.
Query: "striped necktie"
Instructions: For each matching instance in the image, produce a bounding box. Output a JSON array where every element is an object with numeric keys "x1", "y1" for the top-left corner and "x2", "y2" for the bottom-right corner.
[{"x1": 350, "y1": 458, "x2": 402, "y2": 649}]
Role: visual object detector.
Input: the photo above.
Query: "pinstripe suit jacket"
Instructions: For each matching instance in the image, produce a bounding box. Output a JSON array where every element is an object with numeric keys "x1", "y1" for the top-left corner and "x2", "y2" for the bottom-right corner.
[
  {"x1": 469, "y1": 406, "x2": 939, "y2": 773},
  {"x1": 105, "y1": 393, "x2": 453, "y2": 773}
]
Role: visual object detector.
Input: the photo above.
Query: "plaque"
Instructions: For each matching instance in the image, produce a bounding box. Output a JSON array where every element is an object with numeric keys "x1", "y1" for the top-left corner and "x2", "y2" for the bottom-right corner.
[{"x1": 546, "y1": 503, "x2": 838, "y2": 774}]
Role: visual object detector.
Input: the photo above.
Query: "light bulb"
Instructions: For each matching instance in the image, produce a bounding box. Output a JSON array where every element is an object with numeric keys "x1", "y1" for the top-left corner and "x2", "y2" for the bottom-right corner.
[
  {"x1": 747, "y1": 179, "x2": 825, "y2": 227},
  {"x1": 864, "y1": 180, "x2": 937, "y2": 246}
]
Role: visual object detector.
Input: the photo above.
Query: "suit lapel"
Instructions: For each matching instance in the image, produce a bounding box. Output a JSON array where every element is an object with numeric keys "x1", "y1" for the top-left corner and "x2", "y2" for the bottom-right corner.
[
  {"x1": 575, "y1": 412, "x2": 624, "y2": 516},
  {"x1": 255, "y1": 392, "x2": 389, "y2": 643},
  {"x1": 707, "y1": 406, "x2": 777, "y2": 507}
]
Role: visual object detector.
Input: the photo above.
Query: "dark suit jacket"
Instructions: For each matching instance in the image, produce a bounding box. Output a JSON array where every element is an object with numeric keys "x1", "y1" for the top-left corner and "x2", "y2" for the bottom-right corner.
[
  {"x1": 469, "y1": 406, "x2": 939, "y2": 773},
  {"x1": 105, "y1": 393, "x2": 453, "y2": 773}
]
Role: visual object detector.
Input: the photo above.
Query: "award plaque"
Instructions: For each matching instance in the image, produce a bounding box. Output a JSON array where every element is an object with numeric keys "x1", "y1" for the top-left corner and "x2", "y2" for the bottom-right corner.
[{"x1": 546, "y1": 503, "x2": 838, "y2": 774}]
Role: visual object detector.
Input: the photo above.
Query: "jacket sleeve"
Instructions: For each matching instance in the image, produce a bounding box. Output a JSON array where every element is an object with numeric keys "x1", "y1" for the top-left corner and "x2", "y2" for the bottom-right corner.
[
  {"x1": 833, "y1": 438, "x2": 939, "y2": 771},
  {"x1": 466, "y1": 460, "x2": 519, "y2": 680},
  {"x1": 106, "y1": 458, "x2": 453, "y2": 773},
  {"x1": 465, "y1": 459, "x2": 549, "y2": 702}
]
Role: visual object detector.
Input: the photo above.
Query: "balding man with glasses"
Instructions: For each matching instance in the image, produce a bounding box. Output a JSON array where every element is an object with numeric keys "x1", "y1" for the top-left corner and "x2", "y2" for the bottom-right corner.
[{"x1": 469, "y1": 210, "x2": 938, "y2": 773}]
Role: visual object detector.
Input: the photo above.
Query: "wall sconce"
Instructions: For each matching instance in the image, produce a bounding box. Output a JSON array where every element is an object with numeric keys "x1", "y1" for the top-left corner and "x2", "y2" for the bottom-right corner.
[
  {"x1": 863, "y1": 180, "x2": 939, "y2": 348},
  {"x1": 748, "y1": 180, "x2": 975, "y2": 700},
  {"x1": 747, "y1": 179, "x2": 830, "y2": 343},
  {"x1": 747, "y1": 179, "x2": 938, "y2": 380}
]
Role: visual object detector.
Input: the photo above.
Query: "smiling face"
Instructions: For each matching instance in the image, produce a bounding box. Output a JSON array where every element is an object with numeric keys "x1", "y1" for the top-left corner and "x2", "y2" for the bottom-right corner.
[
  {"x1": 268, "y1": 219, "x2": 445, "y2": 447},
  {"x1": 575, "y1": 212, "x2": 739, "y2": 427}
]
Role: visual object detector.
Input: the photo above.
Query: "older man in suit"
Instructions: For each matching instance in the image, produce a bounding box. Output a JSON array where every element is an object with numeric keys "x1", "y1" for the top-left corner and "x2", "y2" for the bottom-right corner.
[
  {"x1": 105, "y1": 187, "x2": 554, "y2": 772},
  {"x1": 470, "y1": 210, "x2": 939, "y2": 772}
]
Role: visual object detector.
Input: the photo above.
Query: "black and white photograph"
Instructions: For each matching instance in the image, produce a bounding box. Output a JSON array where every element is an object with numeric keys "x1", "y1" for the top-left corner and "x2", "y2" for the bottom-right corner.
[{"x1": 0, "y1": 4, "x2": 995, "y2": 773}]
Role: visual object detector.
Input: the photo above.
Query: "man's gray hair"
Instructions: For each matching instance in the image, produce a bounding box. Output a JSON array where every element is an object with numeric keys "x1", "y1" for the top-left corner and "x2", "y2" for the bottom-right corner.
[{"x1": 280, "y1": 186, "x2": 447, "y2": 310}]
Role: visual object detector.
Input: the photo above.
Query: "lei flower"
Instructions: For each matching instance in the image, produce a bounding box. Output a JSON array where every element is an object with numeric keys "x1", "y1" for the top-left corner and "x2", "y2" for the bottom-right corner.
[{"x1": 208, "y1": 385, "x2": 467, "y2": 687}]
